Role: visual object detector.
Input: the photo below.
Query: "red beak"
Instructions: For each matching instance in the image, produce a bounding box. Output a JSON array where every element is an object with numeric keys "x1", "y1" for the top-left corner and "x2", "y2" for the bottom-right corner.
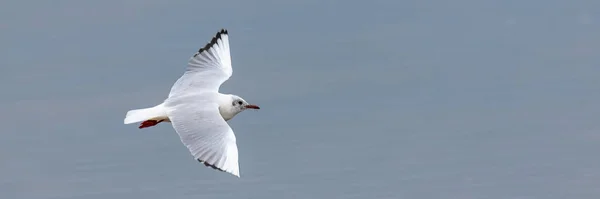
[{"x1": 244, "y1": 104, "x2": 260, "y2": 109}]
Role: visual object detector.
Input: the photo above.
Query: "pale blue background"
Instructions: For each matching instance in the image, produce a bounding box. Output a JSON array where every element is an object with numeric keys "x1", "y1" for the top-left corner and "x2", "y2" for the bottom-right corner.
[{"x1": 2, "y1": 0, "x2": 600, "y2": 198}]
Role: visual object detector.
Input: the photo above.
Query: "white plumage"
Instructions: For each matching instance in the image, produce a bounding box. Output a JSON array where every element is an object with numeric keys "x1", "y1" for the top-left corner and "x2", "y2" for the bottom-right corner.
[{"x1": 124, "y1": 29, "x2": 260, "y2": 177}]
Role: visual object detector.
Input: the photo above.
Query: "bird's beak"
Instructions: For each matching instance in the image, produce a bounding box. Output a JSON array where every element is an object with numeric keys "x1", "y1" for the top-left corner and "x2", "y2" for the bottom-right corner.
[{"x1": 244, "y1": 104, "x2": 260, "y2": 109}]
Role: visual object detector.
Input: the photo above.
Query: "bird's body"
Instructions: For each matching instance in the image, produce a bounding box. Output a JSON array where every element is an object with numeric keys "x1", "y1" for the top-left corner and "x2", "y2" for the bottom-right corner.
[{"x1": 123, "y1": 29, "x2": 259, "y2": 177}]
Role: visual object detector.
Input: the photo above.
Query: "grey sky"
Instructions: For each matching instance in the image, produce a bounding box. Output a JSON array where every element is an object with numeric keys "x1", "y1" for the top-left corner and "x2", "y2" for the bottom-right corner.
[{"x1": 2, "y1": 0, "x2": 600, "y2": 198}]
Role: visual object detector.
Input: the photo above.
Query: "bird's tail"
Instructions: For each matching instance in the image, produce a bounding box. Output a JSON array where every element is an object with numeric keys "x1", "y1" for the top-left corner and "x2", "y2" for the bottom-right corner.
[{"x1": 123, "y1": 103, "x2": 167, "y2": 124}]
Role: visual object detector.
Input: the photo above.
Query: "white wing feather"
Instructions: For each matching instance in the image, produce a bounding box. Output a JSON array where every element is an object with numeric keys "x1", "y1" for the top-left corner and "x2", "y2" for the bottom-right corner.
[
  {"x1": 168, "y1": 29, "x2": 232, "y2": 97},
  {"x1": 165, "y1": 100, "x2": 240, "y2": 177}
]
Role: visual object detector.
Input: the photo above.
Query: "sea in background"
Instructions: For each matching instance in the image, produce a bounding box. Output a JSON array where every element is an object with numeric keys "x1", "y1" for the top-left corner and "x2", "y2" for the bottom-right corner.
[{"x1": 2, "y1": 0, "x2": 600, "y2": 198}]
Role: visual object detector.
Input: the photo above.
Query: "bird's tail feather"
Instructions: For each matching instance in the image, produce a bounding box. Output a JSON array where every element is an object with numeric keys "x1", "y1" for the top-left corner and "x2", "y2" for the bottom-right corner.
[{"x1": 123, "y1": 103, "x2": 167, "y2": 124}]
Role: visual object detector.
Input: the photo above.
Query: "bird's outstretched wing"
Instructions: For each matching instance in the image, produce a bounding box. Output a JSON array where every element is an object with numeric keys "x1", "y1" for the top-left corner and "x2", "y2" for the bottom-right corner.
[
  {"x1": 168, "y1": 29, "x2": 232, "y2": 98},
  {"x1": 165, "y1": 100, "x2": 240, "y2": 177},
  {"x1": 164, "y1": 29, "x2": 239, "y2": 176}
]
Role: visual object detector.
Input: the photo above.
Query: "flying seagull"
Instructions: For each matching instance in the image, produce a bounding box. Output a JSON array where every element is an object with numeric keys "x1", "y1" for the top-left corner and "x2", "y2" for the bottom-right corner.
[{"x1": 123, "y1": 29, "x2": 260, "y2": 177}]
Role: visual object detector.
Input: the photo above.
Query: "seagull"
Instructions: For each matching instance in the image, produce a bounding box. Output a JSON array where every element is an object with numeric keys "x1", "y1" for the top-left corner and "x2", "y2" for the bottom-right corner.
[{"x1": 123, "y1": 29, "x2": 260, "y2": 177}]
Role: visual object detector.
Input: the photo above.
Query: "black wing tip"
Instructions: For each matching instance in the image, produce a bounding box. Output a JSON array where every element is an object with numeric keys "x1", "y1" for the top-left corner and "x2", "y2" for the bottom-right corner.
[
  {"x1": 197, "y1": 159, "x2": 227, "y2": 173},
  {"x1": 219, "y1": 28, "x2": 228, "y2": 35},
  {"x1": 194, "y1": 29, "x2": 229, "y2": 57}
]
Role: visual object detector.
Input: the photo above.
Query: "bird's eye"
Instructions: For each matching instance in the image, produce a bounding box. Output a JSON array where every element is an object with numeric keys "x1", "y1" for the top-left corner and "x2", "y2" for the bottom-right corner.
[{"x1": 237, "y1": 101, "x2": 243, "y2": 105}]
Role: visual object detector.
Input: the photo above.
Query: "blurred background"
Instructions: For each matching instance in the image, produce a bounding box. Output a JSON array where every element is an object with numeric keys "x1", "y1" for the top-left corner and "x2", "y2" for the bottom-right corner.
[{"x1": 1, "y1": 0, "x2": 600, "y2": 198}]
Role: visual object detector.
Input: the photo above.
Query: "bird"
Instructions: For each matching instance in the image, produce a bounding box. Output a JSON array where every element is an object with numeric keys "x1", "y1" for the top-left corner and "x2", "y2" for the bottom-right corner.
[{"x1": 123, "y1": 29, "x2": 260, "y2": 177}]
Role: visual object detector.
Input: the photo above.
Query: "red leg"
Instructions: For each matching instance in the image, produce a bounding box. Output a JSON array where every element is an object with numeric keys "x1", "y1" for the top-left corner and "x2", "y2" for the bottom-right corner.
[{"x1": 138, "y1": 120, "x2": 164, "y2": 129}]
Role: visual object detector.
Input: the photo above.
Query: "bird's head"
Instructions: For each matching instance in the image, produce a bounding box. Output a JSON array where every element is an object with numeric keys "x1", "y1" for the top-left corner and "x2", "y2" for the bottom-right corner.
[
  {"x1": 230, "y1": 95, "x2": 260, "y2": 112},
  {"x1": 218, "y1": 94, "x2": 260, "y2": 121}
]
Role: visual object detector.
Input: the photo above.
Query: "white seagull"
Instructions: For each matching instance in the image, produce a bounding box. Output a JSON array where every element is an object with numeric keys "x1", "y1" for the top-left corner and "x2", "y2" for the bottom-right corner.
[{"x1": 123, "y1": 29, "x2": 260, "y2": 177}]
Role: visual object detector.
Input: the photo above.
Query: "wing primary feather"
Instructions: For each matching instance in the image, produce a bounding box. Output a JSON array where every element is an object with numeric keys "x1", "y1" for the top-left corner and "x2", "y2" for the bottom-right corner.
[
  {"x1": 198, "y1": 159, "x2": 227, "y2": 172},
  {"x1": 165, "y1": 101, "x2": 240, "y2": 177},
  {"x1": 169, "y1": 29, "x2": 233, "y2": 97},
  {"x1": 194, "y1": 29, "x2": 228, "y2": 58}
]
